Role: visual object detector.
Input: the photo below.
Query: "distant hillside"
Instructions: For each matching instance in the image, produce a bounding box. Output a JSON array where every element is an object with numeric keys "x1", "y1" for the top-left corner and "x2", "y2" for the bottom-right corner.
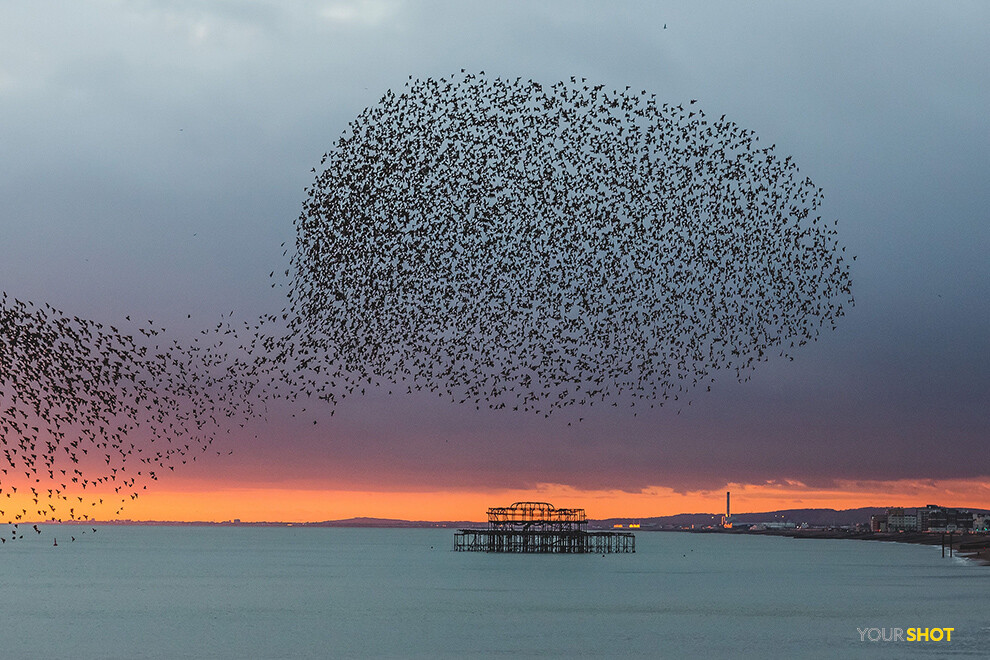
[
  {"x1": 309, "y1": 517, "x2": 485, "y2": 529},
  {"x1": 69, "y1": 506, "x2": 989, "y2": 529},
  {"x1": 591, "y1": 507, "x2": 888, "y2": 529},
  {"x1": 324, "y1": 507, "x2": 891, "y2": 529}
]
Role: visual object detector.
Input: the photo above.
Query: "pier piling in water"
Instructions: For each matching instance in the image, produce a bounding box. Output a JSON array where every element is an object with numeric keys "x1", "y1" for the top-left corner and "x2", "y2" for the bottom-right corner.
[{"x1": 453, "y1": 502, "x2": 635, "y2": 553}]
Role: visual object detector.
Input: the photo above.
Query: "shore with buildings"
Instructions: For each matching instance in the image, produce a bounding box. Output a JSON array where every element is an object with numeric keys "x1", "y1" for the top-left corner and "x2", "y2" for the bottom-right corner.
[
  {"x1": 746, "y1": 528, "x2": 990, "y2": 565},
  {"x1": 868, "y1": 504, "x2": 988, "y2": 534},
  {"x1": 597, "y1": 496, "x2": 990, "y2": 565},
  {"x1": 644, "y1": 501, "x2": 990, "y2": 565}
]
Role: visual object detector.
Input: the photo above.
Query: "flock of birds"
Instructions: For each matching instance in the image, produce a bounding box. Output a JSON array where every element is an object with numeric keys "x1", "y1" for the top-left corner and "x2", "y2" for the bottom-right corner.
[
  {"x1": 289, "y1": 72, "x2": 853, "y2": 415},
  {"x1": 0, "y1": 296, "x2": 266, "y2": 542},
  {"x1": 1, "y1": 72, "x2": 853, "y2": 543}
]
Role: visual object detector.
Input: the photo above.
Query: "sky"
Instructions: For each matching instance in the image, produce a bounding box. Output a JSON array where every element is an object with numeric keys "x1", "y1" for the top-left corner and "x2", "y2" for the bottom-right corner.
[{"x1": 1, "y1": 1, "x2": 988, "y2": 521}]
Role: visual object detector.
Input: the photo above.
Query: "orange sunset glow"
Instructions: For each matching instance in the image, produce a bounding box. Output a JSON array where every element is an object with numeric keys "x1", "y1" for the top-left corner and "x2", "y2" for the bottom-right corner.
[{"x1": 22, "y1": 477, "x2": 989, "y2": 523}]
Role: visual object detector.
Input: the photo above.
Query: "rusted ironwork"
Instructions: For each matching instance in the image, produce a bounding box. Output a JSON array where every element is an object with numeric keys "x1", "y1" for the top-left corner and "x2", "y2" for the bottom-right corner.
[{"x1": 453, "y1": 501, "x2": 635, "y2": 553}]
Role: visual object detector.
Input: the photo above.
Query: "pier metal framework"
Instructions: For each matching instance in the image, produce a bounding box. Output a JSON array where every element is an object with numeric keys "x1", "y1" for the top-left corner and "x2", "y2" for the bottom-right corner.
[{"x1": 453, "y1": 501, "x2": 635, "y2": 553}]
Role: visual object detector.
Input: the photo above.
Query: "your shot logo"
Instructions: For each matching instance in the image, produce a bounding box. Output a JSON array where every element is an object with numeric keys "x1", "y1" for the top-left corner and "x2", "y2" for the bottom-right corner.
[{"x1": 857, "y1": 627, "x2": 954, "y2": 642}]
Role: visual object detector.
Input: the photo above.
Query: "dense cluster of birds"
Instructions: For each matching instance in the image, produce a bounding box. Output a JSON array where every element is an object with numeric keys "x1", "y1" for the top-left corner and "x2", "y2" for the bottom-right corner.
[
  {"x1": 1, "y1": 72, "x2": 853, "y2": 542},
  {"x1": 0, "y1": 295, "x2": 269, "y2": 542},
  {"x1": 288, "y1": 72, "x2": 854, "y2": 415}
]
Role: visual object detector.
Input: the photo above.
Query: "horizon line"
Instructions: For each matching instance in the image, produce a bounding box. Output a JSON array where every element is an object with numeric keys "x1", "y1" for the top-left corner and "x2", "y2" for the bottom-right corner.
[{"x1": 22, "y1": 503, "x2": 990, "y2": 527}]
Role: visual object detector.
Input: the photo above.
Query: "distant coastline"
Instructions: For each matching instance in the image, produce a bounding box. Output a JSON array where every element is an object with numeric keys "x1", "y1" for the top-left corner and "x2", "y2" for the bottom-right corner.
[
  {"x1": 36, "y1": 509, "x2": 990, "y2": 564},
  {"x1": 36, "y1": 505, "x2": 988, "y2": 530},
  {"x1": 41, "y1": 517, "x2": 484, "y2": 529}
]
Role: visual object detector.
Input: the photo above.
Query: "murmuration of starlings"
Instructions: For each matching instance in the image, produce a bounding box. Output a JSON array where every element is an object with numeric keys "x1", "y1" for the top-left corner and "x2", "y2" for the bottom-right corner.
[{"x1": 0, "y1": 72, "x2": 853, "y2": 542}]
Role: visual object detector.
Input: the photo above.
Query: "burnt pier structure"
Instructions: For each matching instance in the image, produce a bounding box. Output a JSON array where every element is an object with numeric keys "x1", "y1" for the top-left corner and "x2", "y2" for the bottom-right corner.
[{"x1": 453, "y1": 501, "x2": 635, "y2": 553}]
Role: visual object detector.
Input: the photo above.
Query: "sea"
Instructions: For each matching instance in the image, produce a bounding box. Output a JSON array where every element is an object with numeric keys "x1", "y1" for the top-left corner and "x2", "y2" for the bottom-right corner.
[{"x1": 0, "y1": 526, "x2": 986, "y2": 659}]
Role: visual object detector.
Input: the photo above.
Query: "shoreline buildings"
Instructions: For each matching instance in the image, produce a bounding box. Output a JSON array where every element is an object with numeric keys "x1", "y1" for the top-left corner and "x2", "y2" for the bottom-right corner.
[{"x1": 870, "y1": 505, "x2": 986, "y2": 532}]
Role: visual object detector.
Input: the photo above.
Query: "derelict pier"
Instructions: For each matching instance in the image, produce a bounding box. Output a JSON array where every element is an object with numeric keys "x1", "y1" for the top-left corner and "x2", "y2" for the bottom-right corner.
[{"x1": 453, "y1": 501, "x2": 635, "y2": 553}]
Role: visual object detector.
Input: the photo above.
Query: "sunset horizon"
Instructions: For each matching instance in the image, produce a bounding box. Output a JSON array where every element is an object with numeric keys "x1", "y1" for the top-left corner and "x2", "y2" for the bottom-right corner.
[{"x1": 16, "y1": 477, "x2": 990, "y2": 524}]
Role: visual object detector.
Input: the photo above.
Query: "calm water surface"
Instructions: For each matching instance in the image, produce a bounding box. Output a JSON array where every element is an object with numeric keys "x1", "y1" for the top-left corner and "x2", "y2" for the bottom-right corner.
[{"x1": 0, "y1": 526, "x2": 987, "y2": 658}]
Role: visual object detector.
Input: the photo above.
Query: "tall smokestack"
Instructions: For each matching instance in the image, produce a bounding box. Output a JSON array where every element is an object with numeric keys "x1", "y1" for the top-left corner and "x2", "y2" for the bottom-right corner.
[{"x1": 726, "y1": 491, "x2": 730, "y2": 519}]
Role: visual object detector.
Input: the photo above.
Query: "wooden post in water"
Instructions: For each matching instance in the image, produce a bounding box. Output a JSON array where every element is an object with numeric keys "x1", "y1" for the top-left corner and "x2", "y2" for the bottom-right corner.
[
  {"x1": 941, "y1": 532, "x2": 945, "y2": 557},
  {"x1": 949, "y1": 531, "x2": 953, "y2": 558}
]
